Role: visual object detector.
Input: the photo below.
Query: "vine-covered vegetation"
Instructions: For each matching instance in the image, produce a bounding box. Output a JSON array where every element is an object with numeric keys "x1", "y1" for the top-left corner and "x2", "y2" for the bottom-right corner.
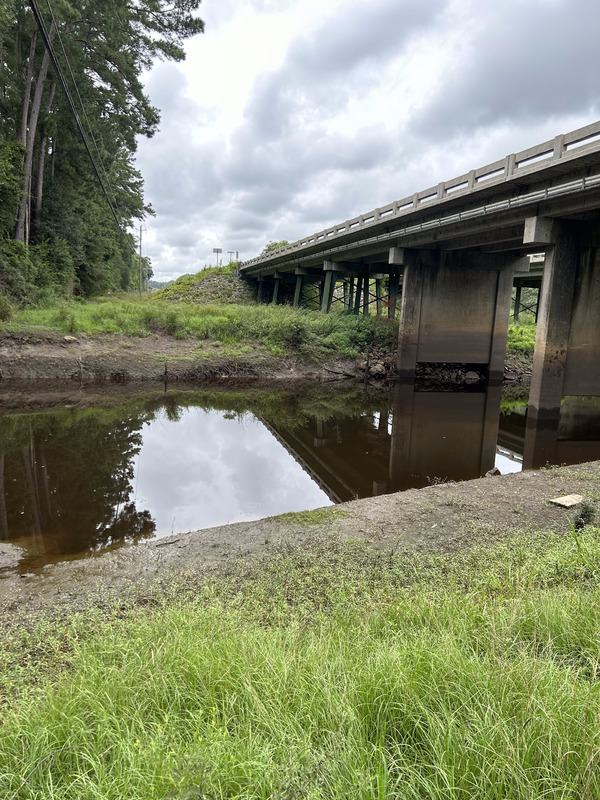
[{"x1": 0, "y1": 0, "x2": 203, "y2": 306}]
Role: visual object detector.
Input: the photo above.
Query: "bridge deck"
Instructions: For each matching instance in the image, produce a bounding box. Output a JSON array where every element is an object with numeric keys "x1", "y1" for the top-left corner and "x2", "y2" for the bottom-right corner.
[{"x1": 241, "y1": 120, "x2": 600, "y2": 276}]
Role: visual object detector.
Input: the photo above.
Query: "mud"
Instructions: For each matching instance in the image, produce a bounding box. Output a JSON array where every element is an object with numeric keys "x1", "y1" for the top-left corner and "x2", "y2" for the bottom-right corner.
[
  {"x1": 1, "y1": 461, "x2": 598, "y2": 617},
  {"x1": 0, "y1": 331, "x2": 354, "y2": 384}
]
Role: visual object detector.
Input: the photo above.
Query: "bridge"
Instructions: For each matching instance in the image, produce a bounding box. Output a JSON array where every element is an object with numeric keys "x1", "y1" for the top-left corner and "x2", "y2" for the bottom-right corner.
[{"x1": 241, "y1": 120, "x2": 600, "y2": 422}]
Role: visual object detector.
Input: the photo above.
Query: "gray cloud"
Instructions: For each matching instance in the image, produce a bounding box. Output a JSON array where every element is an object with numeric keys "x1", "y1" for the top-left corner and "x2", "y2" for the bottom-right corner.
[{"x1": 413, "y1": 0, "x2": 600, "y2": 140}]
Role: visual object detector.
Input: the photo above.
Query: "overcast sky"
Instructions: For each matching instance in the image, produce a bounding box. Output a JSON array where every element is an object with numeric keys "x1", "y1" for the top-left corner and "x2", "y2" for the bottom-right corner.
[{"x1": 135, "y1": 0, "x2": 600, "y2": 282}]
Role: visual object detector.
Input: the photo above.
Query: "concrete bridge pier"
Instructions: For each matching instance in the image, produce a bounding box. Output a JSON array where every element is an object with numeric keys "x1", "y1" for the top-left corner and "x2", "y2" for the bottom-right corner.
[
  {"x1": 395, "y1": 248, "x2": 519, "y2": 381},
  {"x1": 320, "y1": 261, "x2": 338, "y2": 313},
  {"x1": 523, "y1": 217, "x2": 600, "y2": 467},
  {"x1": 526, "y1": 218, "x2": 600, "y2": 415}
]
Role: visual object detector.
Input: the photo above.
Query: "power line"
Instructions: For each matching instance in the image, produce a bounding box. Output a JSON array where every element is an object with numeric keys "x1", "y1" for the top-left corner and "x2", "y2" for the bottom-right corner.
[
  {"x1": 28, "y1": 0, "x2": 122, "y2": 230},
  {"x1": 42, "y1": 0, "x2": 120, "y2": 220}
]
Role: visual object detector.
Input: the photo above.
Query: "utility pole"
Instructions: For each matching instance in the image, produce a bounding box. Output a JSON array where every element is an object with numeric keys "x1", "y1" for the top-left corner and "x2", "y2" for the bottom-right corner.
[{"x1": 138, "y1": 224, "x2": 143, "y2": 296}]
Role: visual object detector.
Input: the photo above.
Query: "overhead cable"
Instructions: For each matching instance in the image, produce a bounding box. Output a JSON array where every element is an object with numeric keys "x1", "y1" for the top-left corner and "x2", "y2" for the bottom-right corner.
[{"x1": 43, "y1": 0, "x2": 120, "y2": 219}]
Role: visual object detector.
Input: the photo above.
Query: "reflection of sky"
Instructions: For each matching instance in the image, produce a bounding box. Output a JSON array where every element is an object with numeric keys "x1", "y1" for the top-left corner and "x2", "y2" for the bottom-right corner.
[
  {"x1": 495, "y1": 450, "x2": 522, "y2": 474},
  {"x1": 130, "y1": 409, "x2": 332, "y2": 537}
]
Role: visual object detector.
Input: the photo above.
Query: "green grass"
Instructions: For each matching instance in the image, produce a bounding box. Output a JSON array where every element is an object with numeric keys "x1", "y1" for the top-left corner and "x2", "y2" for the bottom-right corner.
[
  {"x1": 5, "y1": 299, "x2": 397, "y2": 360},
  {"x1": 506, "y1": 322, "x2": 537, "y2": 355},
  {"x1": 271, "y1": 507, "x2": 348, "y2": 525},
  {"x1": 3, "y1": 525, "x2": 600, "y2": 799}
]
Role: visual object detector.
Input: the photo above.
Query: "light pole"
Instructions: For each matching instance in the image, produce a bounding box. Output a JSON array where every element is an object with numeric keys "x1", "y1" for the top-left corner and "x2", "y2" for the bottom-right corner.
[{"x1": 212, "y1": 248, "x2": 222, "y2": 267}]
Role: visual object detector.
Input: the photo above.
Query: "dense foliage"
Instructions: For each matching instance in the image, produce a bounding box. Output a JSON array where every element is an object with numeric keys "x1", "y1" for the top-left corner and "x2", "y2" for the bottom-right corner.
[{"x1": 0, "y1": 0, "x2": 203, "y2": 304}]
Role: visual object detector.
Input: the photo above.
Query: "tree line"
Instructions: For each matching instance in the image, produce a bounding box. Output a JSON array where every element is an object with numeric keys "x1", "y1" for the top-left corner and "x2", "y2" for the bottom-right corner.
[{"x1": 0, "y1": 0, "x2": 203, "y2": 305}]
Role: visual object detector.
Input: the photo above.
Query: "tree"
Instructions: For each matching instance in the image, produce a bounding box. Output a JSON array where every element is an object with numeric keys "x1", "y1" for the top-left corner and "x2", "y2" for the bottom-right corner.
[
  {"x1": 0, "y1": 0, "x2": 204, "y2": 299},
  {"x1": 260, "y1": 240, "x2": 290, "y2": 256}
]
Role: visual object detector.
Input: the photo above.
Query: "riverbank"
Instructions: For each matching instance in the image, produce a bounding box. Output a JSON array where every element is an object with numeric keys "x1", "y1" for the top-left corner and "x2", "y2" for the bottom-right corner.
[
  {"x1": 2, "y1": 460, "x2": 597, "y2": 613},
  {"x1": 0, "y1": 326, "x2": 533, "y2": 385},
  {"x1": 1, "y1": 463, "x2": 600, "y2": 798}
]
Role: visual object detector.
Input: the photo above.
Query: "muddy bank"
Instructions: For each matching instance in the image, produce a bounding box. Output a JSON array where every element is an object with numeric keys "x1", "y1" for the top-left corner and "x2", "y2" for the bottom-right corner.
[
  {"x1": 0, "y1": 330, "x2": 360, "y2": 384},
  {"x1": 0, "y1": 331, "x2": 532, "y2": 386},
  {"x1": 1, "y1": 461, "x2": 598, "y2": 616}
]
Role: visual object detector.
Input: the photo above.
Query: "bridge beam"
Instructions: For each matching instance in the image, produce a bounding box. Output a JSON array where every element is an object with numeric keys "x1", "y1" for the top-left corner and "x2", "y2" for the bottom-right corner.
[
  {"x1": 526, "y1": 217, "x2": 600, "y2": 437},
  {"x1": 396, "y1": 249, "x2": 518, "y2": 380}
]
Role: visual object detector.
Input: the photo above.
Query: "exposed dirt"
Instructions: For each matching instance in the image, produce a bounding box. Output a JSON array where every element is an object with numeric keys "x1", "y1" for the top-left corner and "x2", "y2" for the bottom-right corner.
[
  {"x1": 0, "y1": 330, "x2": 342, "y2": 383},
  {"x1": 1, "y1": 461, "x2": 598, "y2": 617}
]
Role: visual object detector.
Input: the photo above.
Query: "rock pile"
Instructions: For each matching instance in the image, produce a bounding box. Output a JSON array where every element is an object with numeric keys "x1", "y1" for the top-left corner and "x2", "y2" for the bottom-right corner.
[{"x1": 356, "y1": 355, "x2": 486, "y2": 386}]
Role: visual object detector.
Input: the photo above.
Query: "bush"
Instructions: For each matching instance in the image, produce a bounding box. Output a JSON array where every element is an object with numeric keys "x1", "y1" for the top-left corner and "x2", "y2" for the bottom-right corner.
[{"x1": 0, "y1": 293, "x2": 13, "y2": 321}]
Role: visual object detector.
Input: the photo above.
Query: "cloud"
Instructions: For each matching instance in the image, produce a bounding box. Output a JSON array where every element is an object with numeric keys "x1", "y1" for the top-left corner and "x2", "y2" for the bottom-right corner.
[
  {"x1": 136, "y1": 0, "x2": 600, "y2": 281},
  {"x1": 412, "y1": 0, "x2": 600, "y2": 140}
]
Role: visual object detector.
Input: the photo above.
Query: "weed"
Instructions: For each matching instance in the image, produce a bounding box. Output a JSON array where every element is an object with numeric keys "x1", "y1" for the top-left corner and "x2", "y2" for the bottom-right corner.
[
  {"x1": 574, "y1": 500, "x2": 596, "y2": 530},
  {"x1": 4, "y1": 532, "x2": 600, "y2": 797},
  {"x1": 272, "y1": 507, "x2": 348, "y2": 525}
]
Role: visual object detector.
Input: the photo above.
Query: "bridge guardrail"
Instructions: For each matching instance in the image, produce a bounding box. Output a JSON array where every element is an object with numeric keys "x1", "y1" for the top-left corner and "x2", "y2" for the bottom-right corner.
[
  {"x1": 244, "y1": 174, "x2": 600, "y2": 269},
  {"x1": 242, "y1": 120, "x2": 600, "y2": 270}
]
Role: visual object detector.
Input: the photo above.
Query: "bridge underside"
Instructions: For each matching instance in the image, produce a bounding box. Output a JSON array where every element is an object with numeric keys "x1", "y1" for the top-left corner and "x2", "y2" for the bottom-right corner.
[{"x1": 251, "y1": 210, "x2": 600, "y2": 395}]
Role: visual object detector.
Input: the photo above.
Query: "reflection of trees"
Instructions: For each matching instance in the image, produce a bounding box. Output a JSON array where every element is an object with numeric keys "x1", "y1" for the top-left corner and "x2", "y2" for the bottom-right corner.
[{"x1": 0, "y1": 410, "x2": 155, "y2": 556}]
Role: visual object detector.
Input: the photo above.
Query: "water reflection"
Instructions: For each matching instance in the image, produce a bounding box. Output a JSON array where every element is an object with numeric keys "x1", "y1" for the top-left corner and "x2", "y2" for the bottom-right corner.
[
  {"x1": 1, "y1": 383, "x2": 599, "y2": 572},
  {"x1": 523, "y1": 396, "x2": 600, "y2": 469},
  {"x1": 134, "y1": 408, "x2": 330, "y2": 532}
]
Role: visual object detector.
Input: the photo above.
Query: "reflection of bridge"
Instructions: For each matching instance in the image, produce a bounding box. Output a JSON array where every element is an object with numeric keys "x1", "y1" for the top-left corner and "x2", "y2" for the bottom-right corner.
[
  {"x1": 242, "y1": 121, "x2": 600, "y2": 418},
  {"x1": 262, "y1": 387, "x2": 600, "y2": 502}
]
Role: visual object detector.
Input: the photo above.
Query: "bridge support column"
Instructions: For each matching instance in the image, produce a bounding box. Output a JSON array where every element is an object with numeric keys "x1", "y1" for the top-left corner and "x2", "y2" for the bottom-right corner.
[
  {"x1": 375, "y1": 278, "x2": 383, "y2": 316},
  {"x1": 256, "y1": 278, "x2": 265, "y2": 304},
  {"x1": 362, "y1": 276, "x2": 369, "y2": 316},
  {"x1": 526, "y1": 219, "x2": 600, "y2": 417},
  {"x1": 513, "y1": 284, "x2": 522, "y2": 322},
  {"x1": 271, "y1": 272, "x2": 281, "y2": 305},
  {"x1": 353, "y1": 276, "x2": 363, "y2": 315},
  {"x1": 293, "y1": 268, "x2": 307, "y2": 308},
  {"x1": 523, "y1": 218, "x2": 600, "y2": 467},
  {"x1": 387, "y1": 268, "x2": 400, "y2": 319},
  {"x1": 348, "y1": 277, "x2": 355, "y2": 311},
  {"x1": 321, "y1": 261, "x2": 337, "y2": 313},
  {"x1": 396, "y1": 249, "x2": 517, "y2": 380}
]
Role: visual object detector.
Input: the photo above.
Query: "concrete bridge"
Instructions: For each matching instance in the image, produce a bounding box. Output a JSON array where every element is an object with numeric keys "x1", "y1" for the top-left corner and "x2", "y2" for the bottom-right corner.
[{"x1": 241, "y1": 120, "x2": 600, "y2": 420}]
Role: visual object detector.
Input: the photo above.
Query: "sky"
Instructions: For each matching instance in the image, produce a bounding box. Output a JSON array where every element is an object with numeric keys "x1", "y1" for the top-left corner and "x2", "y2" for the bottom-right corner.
[{"x1": 135, "y1": 0, "x2": 600, "y2": 282}]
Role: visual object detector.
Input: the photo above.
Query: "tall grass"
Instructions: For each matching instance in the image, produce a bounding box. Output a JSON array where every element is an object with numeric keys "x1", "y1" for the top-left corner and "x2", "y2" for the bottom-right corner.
[
  {"x1": 507, "y1": 322, "x2": 537, "y2": 355},
  {"x1": 2, "y1": 527, "x2": 600, "y2": 799},
  {"x1": 8, "y1": 300, "x2": 396, "y2": 359}
]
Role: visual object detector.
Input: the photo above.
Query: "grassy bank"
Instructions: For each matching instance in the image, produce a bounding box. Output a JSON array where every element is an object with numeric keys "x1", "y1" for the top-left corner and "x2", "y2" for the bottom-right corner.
[
  {"x1": 2, "y1": 524, "x2": 600, "y2": 799},
  {"x1": 506, "y1": 322, "x2": 537, "y2": 355},
  {"x1": 5, "y1": 299, "x2": 396, "y2": 360}
]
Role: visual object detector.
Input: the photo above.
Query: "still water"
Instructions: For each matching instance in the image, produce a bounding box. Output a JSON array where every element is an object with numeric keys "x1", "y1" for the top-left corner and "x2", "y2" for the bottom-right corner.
[{"x1": 1, "y1": 383, "x2": 599, "y2": 574}]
